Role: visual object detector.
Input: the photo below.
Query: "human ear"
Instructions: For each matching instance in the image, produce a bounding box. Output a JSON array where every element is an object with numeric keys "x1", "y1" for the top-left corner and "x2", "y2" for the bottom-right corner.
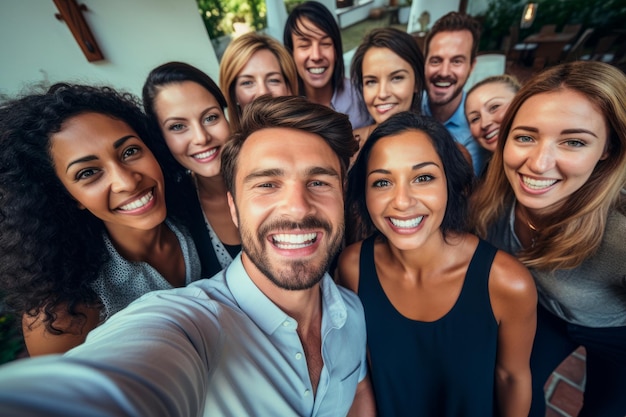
[
  {"x1": 227, "y1": 191, "x2": 239, "y2": 228},
  {"x1": 600, "y1": 138, "x2": 611, "y2": 161}
]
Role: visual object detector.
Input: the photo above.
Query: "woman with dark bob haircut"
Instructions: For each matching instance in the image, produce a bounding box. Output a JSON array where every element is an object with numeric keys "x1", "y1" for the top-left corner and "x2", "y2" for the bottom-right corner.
[
  {"x1": 283, "y1": 0, "x2": 371, "y2": 129},
  {"x1": 338, "y1": 111, "x2": 536, "y2": 416},
  {"x1": 0, "y1": 83, "x2": 201, "y2": 356}
]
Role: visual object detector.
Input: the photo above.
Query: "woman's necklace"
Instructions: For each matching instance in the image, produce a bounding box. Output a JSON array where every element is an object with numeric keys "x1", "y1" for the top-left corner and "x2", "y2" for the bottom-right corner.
[
  {"x1": 526, "y1": 218, "x2": 538, "y2": 248},
  {"x1": 516, "y1": 206, "x2": 539, "y2": 248}
]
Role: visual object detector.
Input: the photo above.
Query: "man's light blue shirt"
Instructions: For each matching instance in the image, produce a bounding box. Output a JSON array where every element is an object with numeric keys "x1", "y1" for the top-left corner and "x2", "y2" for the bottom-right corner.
[
  {"x1": 422, "y1": 91, "x2": 488, "y2": 175},
  {"x1": 0, "y1": 255, "x2": 368, "y2": 417}
]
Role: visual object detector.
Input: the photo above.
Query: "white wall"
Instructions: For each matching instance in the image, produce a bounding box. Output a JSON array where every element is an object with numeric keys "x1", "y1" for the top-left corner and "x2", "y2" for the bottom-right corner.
[
  {"x1": 314, "y1": 0, "x2": 386, "y2": 29},
  {"x1": 337, "y1": 0, "x2": 384, "y2": 29},
  {"x1": 265, "y1": 0, "x2": 289, "y2": 42},
  {"x1": 0, "y1": 0, "x2": 219, "y2": 99}
]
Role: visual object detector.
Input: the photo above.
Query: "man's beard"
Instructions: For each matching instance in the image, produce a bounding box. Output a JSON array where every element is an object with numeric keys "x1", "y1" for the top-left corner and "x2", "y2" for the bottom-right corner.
[
  {"x1": 239, "y1": 215, "x2": 344, "y2": 291},
  {"x1": 429, "y1": 76, "x2": 464, "y2": 106}
]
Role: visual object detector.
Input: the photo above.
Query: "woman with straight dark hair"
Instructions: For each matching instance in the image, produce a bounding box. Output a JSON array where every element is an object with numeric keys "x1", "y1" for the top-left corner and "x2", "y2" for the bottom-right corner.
[
  {"x1": 350, "y1": 27, "x2": 425, "y2": 146},
  {"x1": 284, "y1": 0, "x2": 371, "y2": 129},
  {"x1": 143, "y1": 62, "x2": 240, "y2": 278},
  {"x1": 338, "y1": 111, "x2": 536, "y2": 417}
]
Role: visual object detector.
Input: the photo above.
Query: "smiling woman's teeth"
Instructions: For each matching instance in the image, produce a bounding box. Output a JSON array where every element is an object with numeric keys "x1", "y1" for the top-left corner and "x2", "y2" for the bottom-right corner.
[
  {"x1": 193, "y1": 148, "x2": 217, "y2": 159},
  {"x1": 390, "y1": 217, "x2": 423, "y2": 228},
  {"x1": 119, "y1": 191, "x2": 153, "y2": 211},
  {"x1": 376, "y1": 104, "x2": 394, "y2": 111},
  {"x1": 522, "y1": 176, "x2": 557, "y2": 190},
  {"x1": 272, "y1": 232, "x2": 317, "y2": 249},
  {"x1": 309, "y1": 68, "x2": 325, "y2": 74},
  {"x1": 485, "y1": 129, "x2": 498, "y2": 139}
]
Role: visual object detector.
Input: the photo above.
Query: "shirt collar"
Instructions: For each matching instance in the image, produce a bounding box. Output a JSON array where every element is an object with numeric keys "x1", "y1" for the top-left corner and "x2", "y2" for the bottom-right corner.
[
  {"x1": 421, "y1": 90, "x2": 467, "y2": 126},
  {"x1": 225, "y1": 254, "x2": 348, "y2": 334}
]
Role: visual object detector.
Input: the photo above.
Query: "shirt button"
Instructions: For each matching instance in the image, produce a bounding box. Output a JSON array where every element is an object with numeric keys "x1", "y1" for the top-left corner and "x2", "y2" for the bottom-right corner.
[
  {"x1": 295, "y1": 352, "x2": 303, "y2": 360},
  {"x1": 304, "y1": 389, "x2": 310, "y2": 397},
  {"x1": 283, "y1": 321, "x2": 290, "y2": 327}
]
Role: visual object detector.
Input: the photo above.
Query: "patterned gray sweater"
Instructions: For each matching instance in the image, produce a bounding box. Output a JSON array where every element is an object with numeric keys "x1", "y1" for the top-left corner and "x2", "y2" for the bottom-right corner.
[{"x1": 92, "y1": 219, "x2": 202, "y2": 321}]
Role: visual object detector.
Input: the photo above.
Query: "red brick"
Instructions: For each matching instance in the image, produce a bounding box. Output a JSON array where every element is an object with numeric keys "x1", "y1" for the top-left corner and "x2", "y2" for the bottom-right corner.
[
  {"x1": 548, "y1": 379, "x2": 583, "y2": 416},
  {"x1": 554, "y1": 353, "x2": 586, "y2": 386}
]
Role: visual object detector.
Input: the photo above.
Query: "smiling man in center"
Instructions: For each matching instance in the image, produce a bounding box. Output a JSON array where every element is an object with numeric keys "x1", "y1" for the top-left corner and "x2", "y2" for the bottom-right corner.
[{"x1": 0, "y1": 95, "x2": 374, "y2": 417}]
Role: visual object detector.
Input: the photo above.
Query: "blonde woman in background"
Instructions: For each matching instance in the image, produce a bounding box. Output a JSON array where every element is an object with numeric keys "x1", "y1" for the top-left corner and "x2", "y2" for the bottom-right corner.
[
  {"x1": 465, "y1": 74, "x2": 520, "y2": 153},
  {"x1": 219, "y1": 32, "x2": 297, "y2": 132}
]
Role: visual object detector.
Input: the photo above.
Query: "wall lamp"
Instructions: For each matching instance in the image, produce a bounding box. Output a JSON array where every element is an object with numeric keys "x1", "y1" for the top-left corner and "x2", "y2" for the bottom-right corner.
[{"x1": 520, "y1": 3, "x2": 538, "y2": 29}]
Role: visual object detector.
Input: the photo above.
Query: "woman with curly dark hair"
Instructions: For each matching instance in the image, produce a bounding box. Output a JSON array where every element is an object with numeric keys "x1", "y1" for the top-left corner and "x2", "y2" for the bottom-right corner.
[{"x1": 0, "y1": 83, "x2": 201, "y2": 356}]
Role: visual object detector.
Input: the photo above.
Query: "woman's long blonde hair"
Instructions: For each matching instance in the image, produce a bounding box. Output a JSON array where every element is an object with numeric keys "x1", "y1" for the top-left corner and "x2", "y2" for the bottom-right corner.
[
  {"x1": 470, "y1": 61, "x2": 626, "y2": 271},
  {"x1": 219, "y1": 32, "x2": 298, "y2": 132}
]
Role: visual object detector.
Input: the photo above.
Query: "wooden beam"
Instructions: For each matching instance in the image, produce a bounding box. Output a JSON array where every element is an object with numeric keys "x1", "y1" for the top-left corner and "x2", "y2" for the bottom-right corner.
[{"x1": 53, "y1": 0, "x2": 104, "y2": 62}]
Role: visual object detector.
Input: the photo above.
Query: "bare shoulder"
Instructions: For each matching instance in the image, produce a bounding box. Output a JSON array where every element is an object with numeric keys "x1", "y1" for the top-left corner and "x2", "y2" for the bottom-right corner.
[
  {"x1": 22, "y1": 303, "x2": 101, "y2": 356},
  {"x1": 489, "y1": 250, "x2": 537, "y2": 321},
  {"x1": 489, "y1": 250, "x2": 537, "y2": 298},
  {"x1": 336, "y1": 241, "x2": 363, "y2": 293}
]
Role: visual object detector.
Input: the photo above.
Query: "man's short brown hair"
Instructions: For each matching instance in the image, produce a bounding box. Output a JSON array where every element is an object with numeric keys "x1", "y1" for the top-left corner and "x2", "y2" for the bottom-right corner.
[
  {"x1": 221, "y1": 95, "x2": 358, "y2": 196},
  {"x1": 426, "y1": 12, "x2": 481, "y2": 61}
]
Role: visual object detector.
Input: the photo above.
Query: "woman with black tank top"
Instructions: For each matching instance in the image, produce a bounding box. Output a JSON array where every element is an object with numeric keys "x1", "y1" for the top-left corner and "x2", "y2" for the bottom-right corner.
[{"x1": 338, "y1": 112, "x2": 536, "y2": 417}]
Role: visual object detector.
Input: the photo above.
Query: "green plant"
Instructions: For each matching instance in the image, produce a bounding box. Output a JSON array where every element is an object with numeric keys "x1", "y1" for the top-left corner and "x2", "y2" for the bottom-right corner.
[
  {"x1": 477, "y1": 0, "x2": 525, "y2": 51},
  {"x1": 0, "y1": 312, "x2": 24, "y2": 365},
  {"x1": 197, "y1": 0, "x2": 267, "y2": 39},
  {"x1": 284, "y1": 0, "x2": 305, "y2": 14},
  {"x1": 198, "y1": 0, "x2": 226, "y2": 39}
]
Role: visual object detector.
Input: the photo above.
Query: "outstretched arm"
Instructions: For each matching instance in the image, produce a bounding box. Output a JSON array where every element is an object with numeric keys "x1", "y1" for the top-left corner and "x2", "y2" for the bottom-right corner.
[
  {"x1": 489, "y1": 251, "x2": 537, "y2": 417},
  {"x1": 0, "y1": 291, "x2": 217, "y2": 417}
]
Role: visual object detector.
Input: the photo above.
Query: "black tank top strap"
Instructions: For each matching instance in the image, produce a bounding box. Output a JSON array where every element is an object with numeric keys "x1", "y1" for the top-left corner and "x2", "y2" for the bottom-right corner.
[
  {"x1": 358, "y1": 234, "x2": 377, "y2": 296},
  {"x1": 456, "y1": 239, "x2": 498, "y2": 313}
]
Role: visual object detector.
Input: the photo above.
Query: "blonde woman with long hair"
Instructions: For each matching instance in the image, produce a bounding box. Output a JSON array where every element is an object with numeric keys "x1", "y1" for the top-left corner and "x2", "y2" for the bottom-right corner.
[{"x1": 470, "y1": 61, "x2": 626, "y2": 417}]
